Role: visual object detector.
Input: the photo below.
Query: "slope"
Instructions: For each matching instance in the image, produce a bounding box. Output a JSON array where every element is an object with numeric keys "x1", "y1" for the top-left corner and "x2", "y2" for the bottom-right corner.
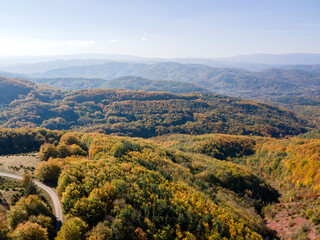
[
  {"x1": 153, "y1": 133, "x2": 320, "y2": 239},
  {"x1": 29, "y1": 76, "x2": 210, "y2": 94},
  {"x1": 25, "y1": 62, "x2": 320, "y2": 99},
  {"x1": 35, "y1": 131, "x2": 279, "y2": 239},
  {"x1": 0, "y1": 77, "x2": 313, "y2": 138}
]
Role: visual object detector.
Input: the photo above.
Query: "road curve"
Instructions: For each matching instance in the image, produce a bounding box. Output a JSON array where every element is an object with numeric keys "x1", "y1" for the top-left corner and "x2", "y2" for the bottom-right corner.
[{"x1": 0, "y1": 172, "x2": 63, "y2": 229}]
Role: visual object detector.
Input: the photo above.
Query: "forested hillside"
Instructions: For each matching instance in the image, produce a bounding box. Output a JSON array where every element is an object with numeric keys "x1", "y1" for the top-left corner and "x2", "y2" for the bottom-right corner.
[
  {"x1": 0, "y1": 0, "x2": 319, "y2": 239},
  {"x1": 0, "y1": 127, "x2": 63, "y2": 155},
  {"x1": 0, "y1": 77, "x2": 312, "y2": 138},
  {"x1": 281, "y1": 64, "x2": 320, "y2": 73},
  {"x1": 17, "y1": 62, "x2": 320, "y2": 100},
  {"x1": 154, "y1": 133, "x2": 320, "y2": 238},
  {"x1": 154, "y1": 133, "x2": 320, "y2": 194},
  {"x1": 3, "y1": 61, "x2": 319, "y2": 125},
  {"x1": 35, "y1": 132, "x2": 278, "y2": 239},
  {"x1": 0, "y1": 75, "x2": 319, "y2": 239},
  {"x1": 30, "y1": 76, "x2": 210, "y2": 93},
  {"x1": 0, "y1": 77, "x2": 36, "y2": 103},
  {"x1": 99, "y1": 76, "x2": 209, "y2": 94},
  {"x1": 1, "y1": 129, "x2": 319, "y2": 239}
]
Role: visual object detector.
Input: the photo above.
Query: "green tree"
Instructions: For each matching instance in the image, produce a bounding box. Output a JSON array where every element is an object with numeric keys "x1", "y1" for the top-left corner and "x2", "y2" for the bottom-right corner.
[
  {"x1": 0, "y1": 213, "x2": 10, "y2": 240},
  {"x1": 7, "y1": 195, "x2": 53, "y2": 230},
  {"x1": 21, "y1": 172, "x2": 37, "y2": 196},
  {"x1": 29, "y1": 215, "x2": 55, "y2": 240},
  {"x1": 38, "y1": 143, "x2": 58, "y2": 161},
  {"x1": 56, "y1": 217, "x2": 87, "y2": 240},
  {"x1": 13, "y1": 221, "x2": 49, "y2": 240},
  {"x1": 7, "y1": 206, "x2": 29, "y2": 229},
  {"x1": 86, "y1": 221, "x2": 113, "y2": 240},
  {"x1": 57, "y1": 144, "x2": 70, "y2": 158},
  {"x1": 61, "y1": 183, "x2": 84, "y2": 213},
  {"x1": 36, "y1": 162, "x2": 61, "y2": 183},
  {"x1": 69, "y1": 144, "x2": 87, "y2": 156}
]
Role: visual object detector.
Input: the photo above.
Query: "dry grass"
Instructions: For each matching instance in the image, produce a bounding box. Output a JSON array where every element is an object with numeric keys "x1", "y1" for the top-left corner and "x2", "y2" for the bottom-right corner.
[{"x1": 0, "y1": 154, "x2": 40, "y2": 175}]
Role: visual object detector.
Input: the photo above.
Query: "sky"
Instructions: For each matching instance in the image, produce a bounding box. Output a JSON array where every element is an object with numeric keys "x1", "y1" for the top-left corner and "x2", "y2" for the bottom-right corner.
[{"x1": 0, "y1": 0, "x2": 319, "y2": 58}]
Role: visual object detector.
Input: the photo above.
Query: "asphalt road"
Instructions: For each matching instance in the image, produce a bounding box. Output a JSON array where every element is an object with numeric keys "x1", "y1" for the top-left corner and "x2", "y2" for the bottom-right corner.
[{"x1": 0, "y1": 172, "x2": 63, "y2": 230}]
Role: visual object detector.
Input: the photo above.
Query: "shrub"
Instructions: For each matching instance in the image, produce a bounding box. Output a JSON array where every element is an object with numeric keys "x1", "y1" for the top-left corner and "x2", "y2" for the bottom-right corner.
[
  {"x1": 35, "y1": 161, "x2": 61, "y2": 183},
  {"x1": 13, "y1": 221, "x2": 49, "y2": 240},
  {"x1": 38, "y1": 143, "x2": 58, "y2": 161},
  {"x1": 56, "y1": 217, "x2": 88, "y2": 240}
]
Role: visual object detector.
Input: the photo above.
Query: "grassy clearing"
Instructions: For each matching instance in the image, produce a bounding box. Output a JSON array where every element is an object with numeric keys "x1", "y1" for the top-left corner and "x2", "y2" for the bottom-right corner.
[{"x1": 0, "y1": 153, "x2": 40, "y2": 175}]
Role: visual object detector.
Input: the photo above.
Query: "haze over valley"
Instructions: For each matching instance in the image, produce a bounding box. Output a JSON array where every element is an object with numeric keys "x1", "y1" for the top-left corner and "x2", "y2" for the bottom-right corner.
[{"x1": 0, "y1": 1, "x2": 320, "y2": 239}]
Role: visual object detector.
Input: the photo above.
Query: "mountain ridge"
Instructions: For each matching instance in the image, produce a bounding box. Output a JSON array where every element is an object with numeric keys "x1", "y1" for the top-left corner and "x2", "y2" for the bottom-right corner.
[{"x1": 0, "y1": 76, "x2": 312, "y2": 138}]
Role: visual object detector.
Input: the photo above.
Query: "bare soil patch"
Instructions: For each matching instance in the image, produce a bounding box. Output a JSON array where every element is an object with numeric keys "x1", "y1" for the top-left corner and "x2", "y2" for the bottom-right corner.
[{"x1": 266, "y1": 203, "x2": 318, "y2": 240}]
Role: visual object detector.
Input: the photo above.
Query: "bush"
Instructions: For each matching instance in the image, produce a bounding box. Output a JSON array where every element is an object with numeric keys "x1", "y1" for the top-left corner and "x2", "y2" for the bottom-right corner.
[
  {"x1": 311, "y1": 209, "x2": 320, "y2": 225},
  {"x1": 56, "y1": 217, "x2": 88, "y2": 240},
  {"x1": 60, "y1": 133, "x2": 82, "y2": 146},
  {"x1": 13, "y1": 221, "x2": 49, "y2": 240},
  {"x1": 113, "y1": 140, "x2": 141, "y2": 158},
  {"x1": 69, "y1": 144, "x2": 87, "y2": 156},
  {"x1": 7, "y1": 195, "x2": 54, "y2": 230},
  {"x1": 10, "y1": 193, "x2": 21, "y2": 206},
  {"x1": 21, "y1": 173, "x2": 37, "y2": 196},
  {"x1": 38, "y1": 143, "x2": 58, "y2": 161},
  {"x1": 87, "y1": 221, "x2": 113, "y2": 240},
  {"x1": 35, "y1": 161, "x2": 61, "y2": 183}
]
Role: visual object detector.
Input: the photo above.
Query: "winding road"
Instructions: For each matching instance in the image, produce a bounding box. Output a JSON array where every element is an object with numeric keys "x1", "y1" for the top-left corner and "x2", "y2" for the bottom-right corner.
[{"x1": 0, "y1": 172, "x2": 63, "y2": 230}]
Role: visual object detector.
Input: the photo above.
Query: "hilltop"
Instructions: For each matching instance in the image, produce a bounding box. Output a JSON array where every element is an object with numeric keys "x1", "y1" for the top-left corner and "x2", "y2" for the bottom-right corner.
[
  {"x1": 11, "y1": 61, "x2": 319, "y2": 100},
  {"x1": 0, "y1": 77, "x2": 312, "y2": 138},
  {"x1": 30, "y1": 76, "x2": 210, "y2": 93}
]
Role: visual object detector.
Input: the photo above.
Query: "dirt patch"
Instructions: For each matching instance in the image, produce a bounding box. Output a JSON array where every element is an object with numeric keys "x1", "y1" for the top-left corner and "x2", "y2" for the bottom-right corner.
[
  {"x1": 266, "y1": 203, "x2": 318, "y2": 239},
  {"x1": 0, "y1": 154, "x2": 40, "y2": 174}
]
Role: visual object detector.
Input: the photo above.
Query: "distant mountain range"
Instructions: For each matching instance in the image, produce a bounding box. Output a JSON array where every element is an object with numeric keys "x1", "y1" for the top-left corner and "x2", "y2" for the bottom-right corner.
[
  {"x1": 279, "y1": 64, "x2": 320, "y2": 73},
  {"x1": 0, "y1": 59, "x2": 113, "y2": 74},
  {"x1": 32, "y1": 76, "x2": 210, "y2": 93},
  {"x1": 224, "y1": 53, "x2": 320, "y2": 65},
  {"x1": 1, "y1": 53, "x2": 320, "y2": 102},
  {"x1": 1, "y1": 53, "x2": 320, "y2": 71},
  {"x1": 13, "y1": 62, "x2": 318, "y2": 99}
]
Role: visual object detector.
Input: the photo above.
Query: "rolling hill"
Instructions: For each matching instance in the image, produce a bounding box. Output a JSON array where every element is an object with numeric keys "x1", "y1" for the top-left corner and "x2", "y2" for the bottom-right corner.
[
  {"x1": 0, "y1": 74, "x2": 319, "y2": 239},
  {"x1": 31, "y1": 62, "x2": 148, "y2": 79},
  {"x1": 0, "y1": 76, "x2": 58, "y2": 103},
  {"x1": 2, "y1": 61, "x2": 320, "y2": 127},
  {"x1": 0, "y1": 77, "x2": 312, "y2": 138},
  {"x1": 31, "y1": 77, "x2": 106, "y2": 90},
  {"x1": 0, "y1": 128, "x2": 280, "y2": 239},
  {"x1": 21, "y1": 62, "x2": 320, "y2": 100},
  {"x1": 30, "y1": 76, "x2": 210, "y2": 93},
  {"x1": 100, "y1": 76, "x2": 210, "y2": 94},
  {"x1": 280, "y1": 64, "x2": 320, "y2": 73},
  {"x1": 2, "y1": 127, "x2": 320, "y2": 239},
  {"x1": 0, "y1": 59, "x2": 113, "y2": 74},
  {"x1": 224, "y1": 53, "x2": 320, "y2": 65}
]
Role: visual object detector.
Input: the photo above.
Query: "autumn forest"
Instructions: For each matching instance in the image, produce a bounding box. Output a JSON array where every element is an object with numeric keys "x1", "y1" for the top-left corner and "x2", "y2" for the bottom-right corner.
[{"x1": 0, "y1": 67, "x2": 319, "y2": 240}]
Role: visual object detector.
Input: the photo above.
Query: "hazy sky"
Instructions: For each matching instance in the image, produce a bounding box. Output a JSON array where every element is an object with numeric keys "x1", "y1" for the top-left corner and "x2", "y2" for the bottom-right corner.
[{"x1": 0, "y1": 0, "x2": 319, "y2": 57}]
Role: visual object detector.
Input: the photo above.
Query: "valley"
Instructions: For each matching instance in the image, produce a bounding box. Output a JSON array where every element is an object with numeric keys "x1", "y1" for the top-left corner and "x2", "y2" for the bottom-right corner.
[
  {"x1": 1, "y1": 0, "x2": 320, "y2": 238},
  {"x1": 0, "y1": 55, "x2": 320, "y2": 239}
]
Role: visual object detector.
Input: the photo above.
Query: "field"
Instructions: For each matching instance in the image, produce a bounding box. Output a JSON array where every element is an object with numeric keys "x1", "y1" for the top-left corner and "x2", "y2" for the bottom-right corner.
[{"x1": 0, "y1": 154, "x2": 40, "y2": 174}]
